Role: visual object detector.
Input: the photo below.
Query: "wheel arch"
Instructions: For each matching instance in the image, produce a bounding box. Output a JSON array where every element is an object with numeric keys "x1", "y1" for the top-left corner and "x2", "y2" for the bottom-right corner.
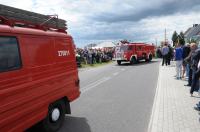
[
  {"x1": 130, "y1": 54, "x2": 137, "y2": 61},
  {"x1": 50, "y1": 97, "x2": 71, "y2": 115},
  {"x1": 61, "y1": 97, "x2": 71, "y2": 114},
  {"x1": 148, "y1": 53, "x2": 153, "y2": 58}
]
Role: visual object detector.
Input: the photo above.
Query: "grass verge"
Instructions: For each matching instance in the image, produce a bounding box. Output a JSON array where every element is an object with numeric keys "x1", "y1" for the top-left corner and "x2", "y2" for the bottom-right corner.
[{"x1": 80, "y1": 61, "x2": 114, "y2": 68}]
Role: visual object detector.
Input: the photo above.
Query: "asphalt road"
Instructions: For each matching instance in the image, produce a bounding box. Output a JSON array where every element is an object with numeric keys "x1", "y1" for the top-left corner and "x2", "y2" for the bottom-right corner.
[{"x1": 59, "y1": 60, "x2": 160, "y2": 132}]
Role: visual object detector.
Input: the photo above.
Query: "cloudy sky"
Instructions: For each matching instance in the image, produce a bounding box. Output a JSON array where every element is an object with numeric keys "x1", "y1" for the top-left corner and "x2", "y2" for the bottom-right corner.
[{"x1": 1, "y1": 0, "x2": 200, "y2": 47}]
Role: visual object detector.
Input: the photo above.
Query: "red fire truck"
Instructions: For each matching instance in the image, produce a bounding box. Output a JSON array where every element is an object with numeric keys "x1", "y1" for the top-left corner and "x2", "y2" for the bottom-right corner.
[
  {"x1": 114, "y1": 43, "x2": 155, "y2": 65},
  {"x1": 0, "y1": 4, "x2": 80, "y2": 132}
]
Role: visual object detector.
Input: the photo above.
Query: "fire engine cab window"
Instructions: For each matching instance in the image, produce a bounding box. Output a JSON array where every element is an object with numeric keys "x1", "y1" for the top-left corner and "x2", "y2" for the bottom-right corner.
[
  {"x1": 0, "y1": 37, "x2": 21, "y2": 72},
  {"x1": 120, "y1": 46, "x2": 128, "y2": 51},
  {"x1": 128, "y1": 46, "x2": 132, "y2": 50}
]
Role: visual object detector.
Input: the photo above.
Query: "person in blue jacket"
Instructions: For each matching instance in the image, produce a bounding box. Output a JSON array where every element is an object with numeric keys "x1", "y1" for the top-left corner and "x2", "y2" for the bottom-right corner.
[{"x1": 174, "y1": 43, "x2": 183, "y2": 79}]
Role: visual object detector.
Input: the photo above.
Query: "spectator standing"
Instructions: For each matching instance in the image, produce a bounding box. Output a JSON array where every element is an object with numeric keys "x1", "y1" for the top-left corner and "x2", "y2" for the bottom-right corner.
[
  {"x1": 182, "y1": 44, "x2": 191, "y2": 78},
  {"x1": 156, "y1": 47, "x2": 162, "y2": 58},
  {"x1": 167, "y1": 45, "x2": 173, "y2": 65},
  {"x1": 91, "y1": 49, "x2": 96, "y2": 64},
  {"x1": 83, "y1": 49, "x2": 88, "y2": 65},
  {"x1": 190, "y1": 48, "x2": 200, "y2": 96},
  {"x1": 174, "y1": 43, "x2": 183, "y2": 79},
  {"x1": 88, "y1": 49, "x2": 92, "y2": 64},
  {"x1": 184, "y1": 43, "x2": 198, "y2": 86},
  {"x1": 162, "y1": 44, "x2": 169, "y2": 66}
]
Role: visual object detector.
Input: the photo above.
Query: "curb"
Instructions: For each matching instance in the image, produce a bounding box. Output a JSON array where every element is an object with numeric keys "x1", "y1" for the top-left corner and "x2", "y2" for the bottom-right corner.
[{"x1": 147, "y1": 63, "x2": 161, "y2": 132}]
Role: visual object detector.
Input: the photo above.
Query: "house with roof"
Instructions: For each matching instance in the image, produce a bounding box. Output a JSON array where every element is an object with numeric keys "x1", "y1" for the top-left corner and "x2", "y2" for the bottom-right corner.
[{"x1": 184, "y1": 24, "x2": 200, "y2": 44}]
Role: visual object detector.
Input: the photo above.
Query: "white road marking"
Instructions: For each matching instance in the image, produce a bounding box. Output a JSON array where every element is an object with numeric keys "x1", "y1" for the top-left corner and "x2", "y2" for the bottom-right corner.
[
  {"x1": 113, "y1": 72, "x2": 119, "y2": 76},
  {"x1": 81, "y1": 77, "x2": 111, "y2": 93},
  {"x1": 121, "y1": 68, "x2": 125, "y2": 71}
]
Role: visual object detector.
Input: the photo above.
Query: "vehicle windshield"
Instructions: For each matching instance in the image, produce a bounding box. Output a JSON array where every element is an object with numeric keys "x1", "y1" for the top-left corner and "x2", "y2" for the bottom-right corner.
[
  {"x1": 115, "y1": 45, "x2": 128, "y2": 52},
  {"x1": 119, "y1": 45, "x2": 128, "y2": 51}
]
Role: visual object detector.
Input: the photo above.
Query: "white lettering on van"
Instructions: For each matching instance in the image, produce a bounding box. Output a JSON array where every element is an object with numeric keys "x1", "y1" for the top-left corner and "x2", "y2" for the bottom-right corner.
[{"x1": 58, "y1": 50, "x2": 70, "y2": 56}]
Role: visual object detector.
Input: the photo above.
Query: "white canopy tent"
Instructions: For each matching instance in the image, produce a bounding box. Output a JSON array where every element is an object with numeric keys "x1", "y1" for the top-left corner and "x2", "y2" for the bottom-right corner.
[{"x1": 93, "y1": 41, "x2": 116, "y2": 49}]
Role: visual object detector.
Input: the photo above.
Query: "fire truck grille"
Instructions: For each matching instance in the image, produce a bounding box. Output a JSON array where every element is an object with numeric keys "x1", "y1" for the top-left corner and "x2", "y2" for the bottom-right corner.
[{"x1": 117, "y1": 53, "x2": 122, "y2": 58}]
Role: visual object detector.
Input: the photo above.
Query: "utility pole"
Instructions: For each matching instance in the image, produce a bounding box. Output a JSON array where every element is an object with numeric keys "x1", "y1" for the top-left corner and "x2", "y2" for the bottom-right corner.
[
  {"x1": 155, "y1": 38, "x2": 158, "y2": 47},
  {"x1": 164, "y1": 28, "x2": 167, "y2": 45}
]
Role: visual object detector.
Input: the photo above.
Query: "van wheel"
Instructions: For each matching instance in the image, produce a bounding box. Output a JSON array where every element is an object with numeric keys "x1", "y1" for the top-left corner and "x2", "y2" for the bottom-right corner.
[
  {"x1": 130, "y1": 57, "x2": 137, "y2": 65},
  {"x1": 117, "y1": 60, "x2": 121, "y2": 65},
  {"x1": 41, "y1": 100, "x2": 66, "y2": 132}
]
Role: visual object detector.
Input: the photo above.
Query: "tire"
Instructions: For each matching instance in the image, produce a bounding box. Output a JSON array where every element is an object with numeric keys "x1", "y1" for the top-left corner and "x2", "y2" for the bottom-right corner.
[
  {"x1": 146, "y1": 54, "x2": 152, "y2": 62},
  {"x1": 148, "y1": 54, "x2": 152, "y2": 62},
  {"x1": 117, "y1": 60, "x2": 121, "y2": 65},
  {"x1": 130, "y1": 57, "x2": 137, "y2": 65},
  {"x1": 41, "y1": 100, "x2": 66, "y2": 132}
]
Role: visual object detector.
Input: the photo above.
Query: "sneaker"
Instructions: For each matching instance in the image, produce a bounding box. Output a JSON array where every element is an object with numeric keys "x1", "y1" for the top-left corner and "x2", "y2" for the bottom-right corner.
[
  {"x1": 194, "y1": 106, "x2": 200, "y2": 111},
  {"x1": 184, "y1": 84, "x2": 191, "y2": 86}
]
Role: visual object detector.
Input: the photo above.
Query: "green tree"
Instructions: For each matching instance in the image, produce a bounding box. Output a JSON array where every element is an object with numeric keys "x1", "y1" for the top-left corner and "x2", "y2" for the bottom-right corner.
[
  {"x1": 172, "y1": 31, "x2": 178, "y2": 46},
  {"x1": 179, "y1": 31, "x2": 185, "y2": 45}
]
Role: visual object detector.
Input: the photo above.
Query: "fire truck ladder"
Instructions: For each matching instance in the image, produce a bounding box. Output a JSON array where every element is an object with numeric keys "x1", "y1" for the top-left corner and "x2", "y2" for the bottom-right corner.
[{"x1": 0, "y1": 4, "x2": 67, "y2": 33}]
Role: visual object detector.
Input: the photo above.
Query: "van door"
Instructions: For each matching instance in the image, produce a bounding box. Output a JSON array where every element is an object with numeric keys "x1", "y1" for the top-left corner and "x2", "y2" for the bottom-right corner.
[
  {"x1": 54, "y1": 38, "x2": 77, "y2": 97},
  {"x1": 0, "y1": 36, "x2": 30, "y2": 131},
  {"x1": 54, "y1": 38, "x2": 76, "y2": 70}
]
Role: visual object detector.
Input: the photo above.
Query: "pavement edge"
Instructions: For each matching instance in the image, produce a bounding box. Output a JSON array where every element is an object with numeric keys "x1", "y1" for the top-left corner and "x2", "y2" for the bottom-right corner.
[{"x1": 147, "y1": 63, "x2": 161, "y2": 132}]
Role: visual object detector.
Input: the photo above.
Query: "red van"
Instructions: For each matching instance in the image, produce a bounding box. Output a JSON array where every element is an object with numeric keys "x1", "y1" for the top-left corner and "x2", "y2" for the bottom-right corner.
[{"x1": 0, "y1": 4, "x2": 80, "y2": 132}]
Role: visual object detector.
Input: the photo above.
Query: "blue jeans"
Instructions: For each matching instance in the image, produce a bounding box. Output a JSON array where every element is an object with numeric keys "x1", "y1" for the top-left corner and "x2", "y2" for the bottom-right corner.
[
  {"x1": 190, "y1": 69, "x2": 200, "y2": 94},
  {"x1": 186, "y1": 64, "x2": 190, "y2": 77}
]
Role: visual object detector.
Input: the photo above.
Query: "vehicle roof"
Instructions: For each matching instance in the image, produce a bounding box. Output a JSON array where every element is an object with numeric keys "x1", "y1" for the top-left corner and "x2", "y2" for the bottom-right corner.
[
  {"x1": 129, "y1": 43, "x2": 151, "y2": 45},
  {"x1": 0, "y1": 25, "x2": 72, "y2": 38},
  {"x1": 119, "y1": 43, "x2": 153, "y2": 46}
]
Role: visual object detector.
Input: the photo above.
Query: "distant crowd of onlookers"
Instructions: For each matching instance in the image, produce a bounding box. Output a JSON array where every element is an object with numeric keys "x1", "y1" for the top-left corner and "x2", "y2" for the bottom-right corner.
[
  {"x1": 75, "y1": 48, "x2": 114, "y2": 67},
  {"x1": 159, "y1": 42, "x2": 200, "y2": 111}
]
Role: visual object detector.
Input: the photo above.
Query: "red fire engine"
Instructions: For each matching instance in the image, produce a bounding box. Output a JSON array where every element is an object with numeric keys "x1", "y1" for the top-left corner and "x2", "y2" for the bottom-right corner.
[{"x1": 114, "y1": 43, "x2": 155, "y2": 65}]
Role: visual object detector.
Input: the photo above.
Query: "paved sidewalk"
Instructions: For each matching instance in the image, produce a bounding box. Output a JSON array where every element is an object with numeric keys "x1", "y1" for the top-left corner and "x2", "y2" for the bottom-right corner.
[{"x1": 149, "y1": 62, "x2": 200, "y2": 132}]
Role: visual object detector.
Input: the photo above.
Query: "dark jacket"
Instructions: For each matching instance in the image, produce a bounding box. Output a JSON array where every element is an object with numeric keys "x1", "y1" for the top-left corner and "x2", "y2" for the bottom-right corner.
[
  {"x1": 191, "y1": 49, "x2": 200, "y2": 71},
  {"x1": 182, "y1": 46, "x2": 191, "y2": 59},
  {"x1": 184, "y1": 49, "x2": 196, "y2": 66}
]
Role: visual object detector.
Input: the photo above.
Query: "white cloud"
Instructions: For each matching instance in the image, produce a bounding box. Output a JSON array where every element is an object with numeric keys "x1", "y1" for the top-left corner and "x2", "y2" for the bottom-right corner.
[
  {"x1": 139, "y1": 11, "x2": 200, "y2": 43},
  {"x1": 0, "y1": 0, "x2": 200, "y2": 47},
  {"x1": 0, "y1": 0, "x2": 34, "y2": 10}
]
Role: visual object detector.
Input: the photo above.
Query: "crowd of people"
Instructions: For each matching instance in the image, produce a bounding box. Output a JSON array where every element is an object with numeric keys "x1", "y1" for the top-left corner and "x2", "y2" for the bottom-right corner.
[
  {"x1": 161, "y1": 42, "x2": 200, "y2": 110},
  {"x1": 75, "y1": 48, "x2": 114, "y2": 67}
]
